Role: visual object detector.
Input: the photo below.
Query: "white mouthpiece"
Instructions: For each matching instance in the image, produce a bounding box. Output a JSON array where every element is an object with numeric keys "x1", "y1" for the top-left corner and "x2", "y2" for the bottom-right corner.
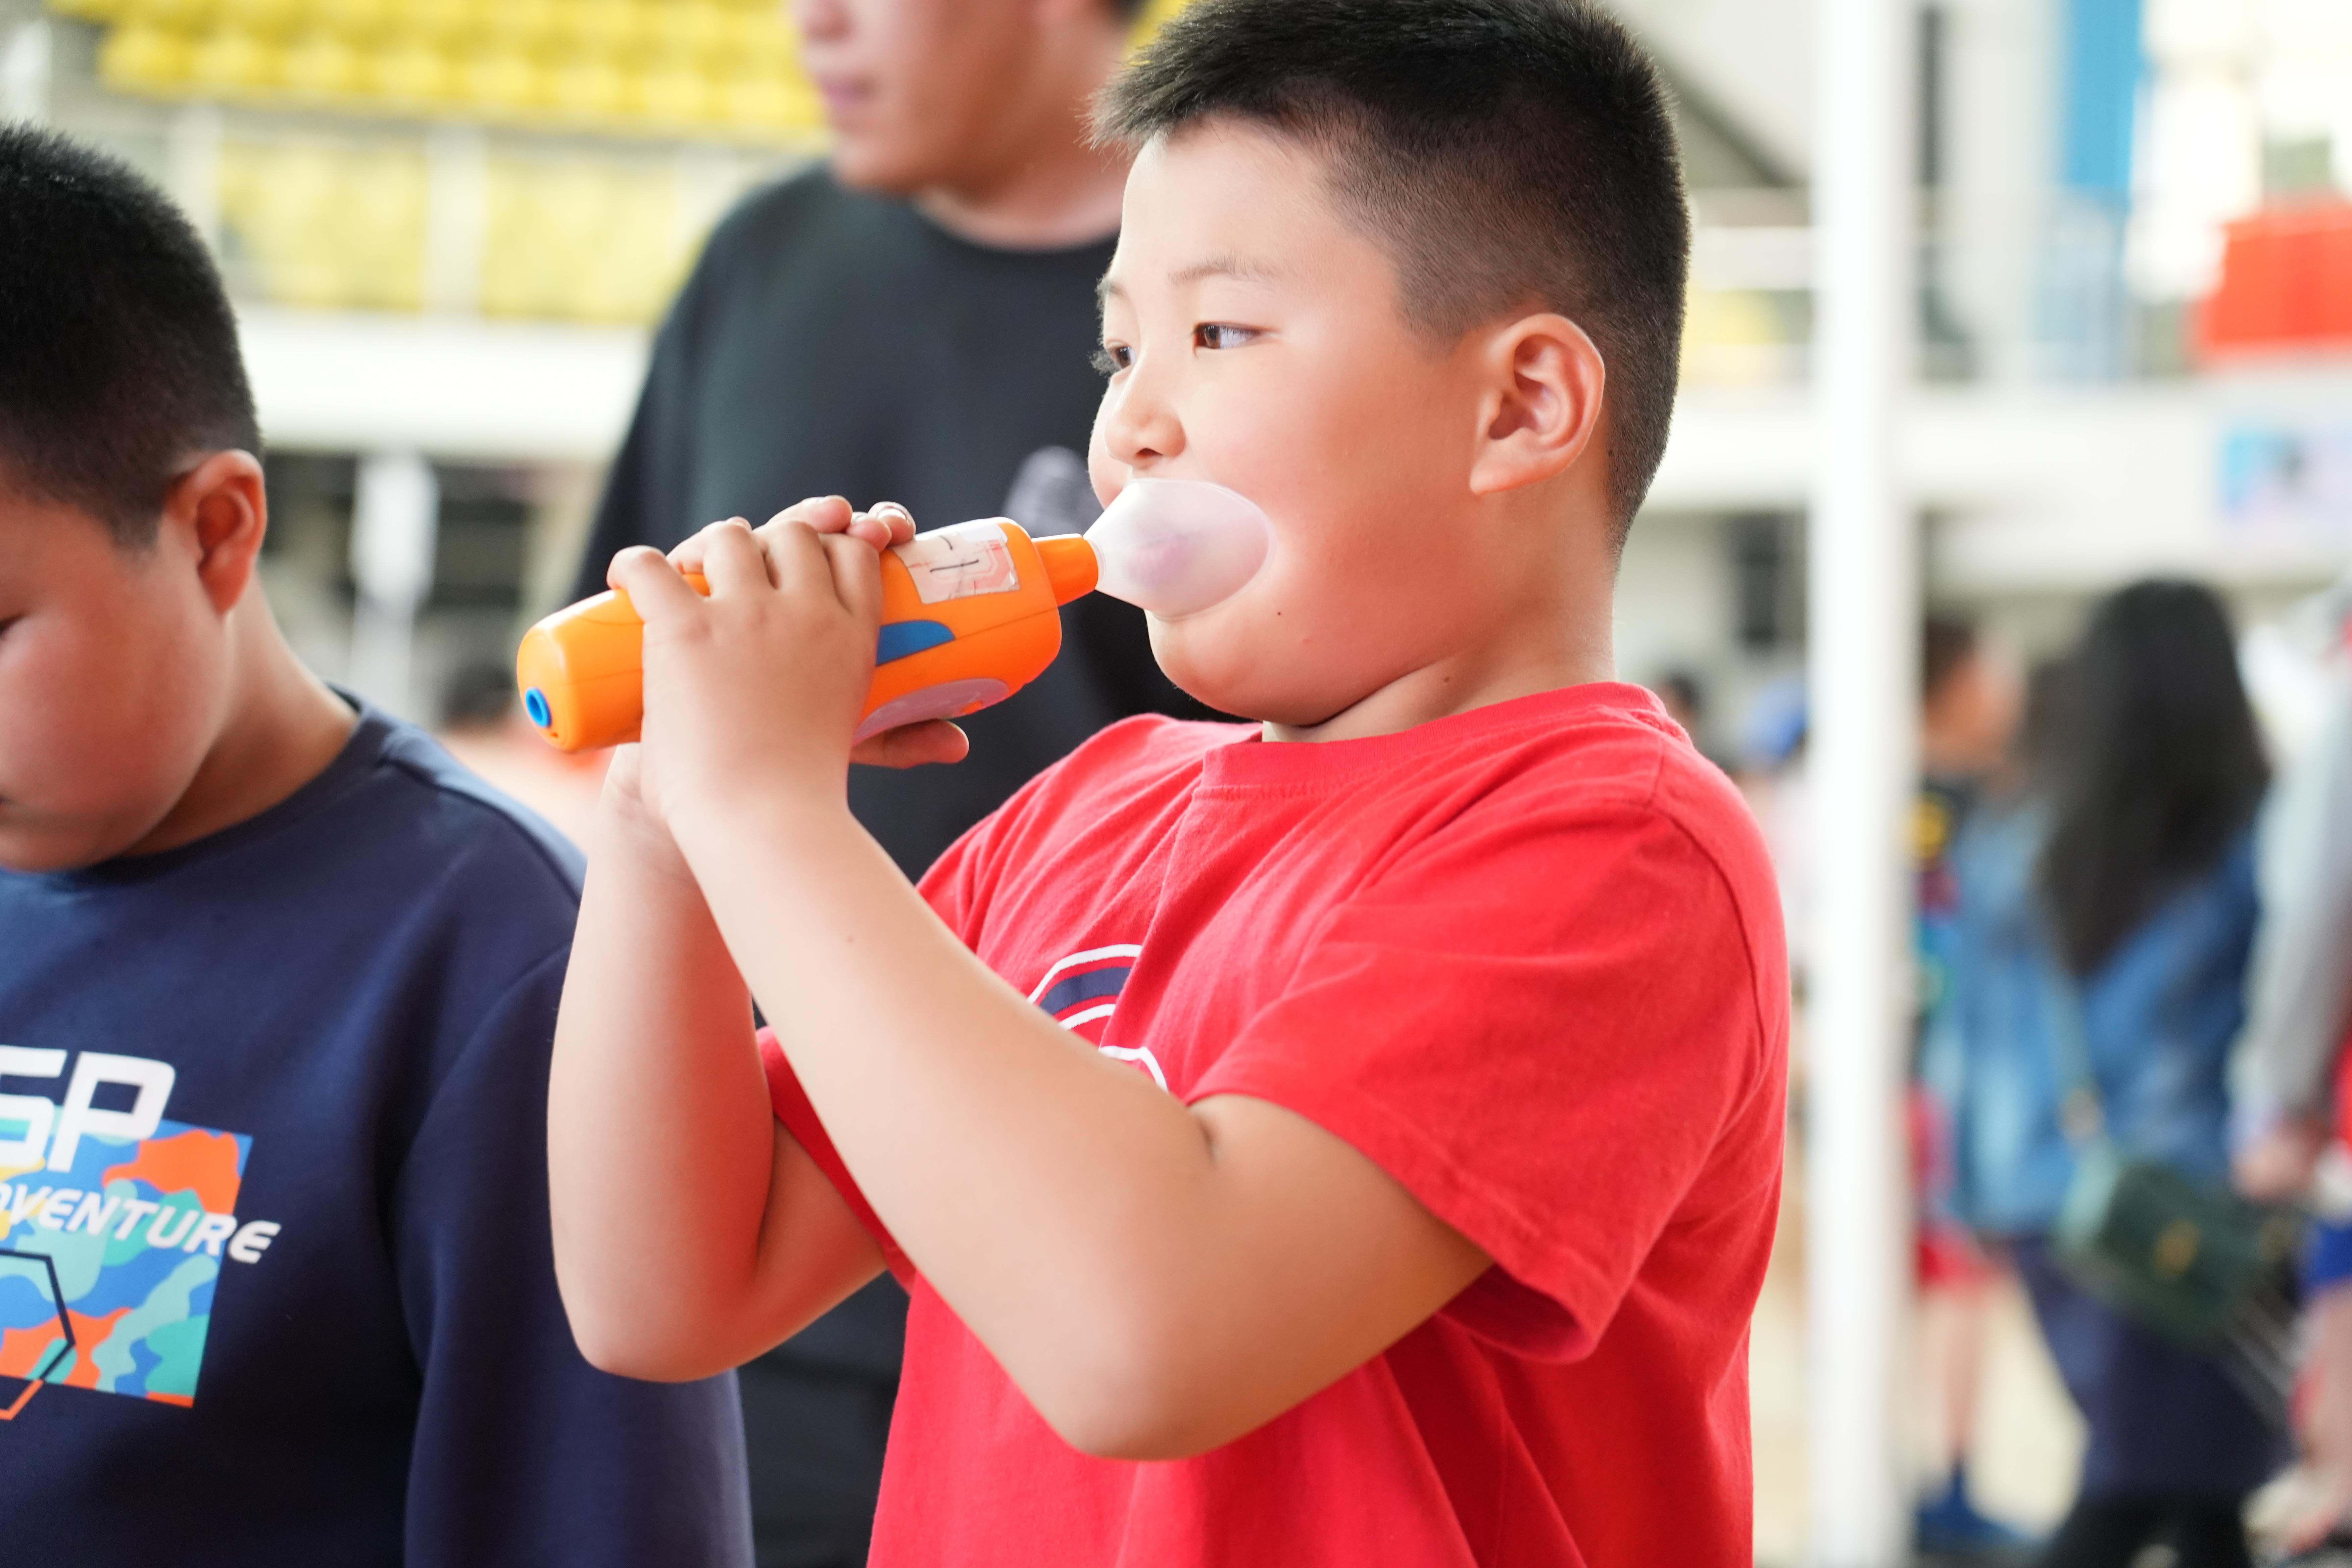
[{"x1": 1084, "y1": 479, "x2": 1271, "y2": 620}]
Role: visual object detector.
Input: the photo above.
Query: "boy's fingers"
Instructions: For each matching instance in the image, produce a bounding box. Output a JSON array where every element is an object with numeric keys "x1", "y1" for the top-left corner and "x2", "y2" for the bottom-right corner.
[
  {"x1": 665, "y1": 516, "x2": 749, "y2": 578},
  {"x1": 698, "y1": 519, "x2": 775, "y2": 595},
  {"x1": 761, "y1": 495, "x2": 854, "y2": 535},
  {"x1": 822, "y1": 532, "x2": 884, "y2": 622},
  {"x1": 760, "y1": 516, "x2": 834, "y2": 596},
  {"x1": 609, "y1": 547, "x2": 704, "y2": 624},
  {"x1": 850, "y1": 721, "x2": 970, "y2": 770},
  {"x1": 852, "y1": 503, "x2": 916, "y2": 548}
]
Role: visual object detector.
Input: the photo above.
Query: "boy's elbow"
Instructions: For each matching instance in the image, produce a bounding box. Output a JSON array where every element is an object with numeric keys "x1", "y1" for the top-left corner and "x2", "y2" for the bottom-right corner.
[
  {"x1": 1021, "y1": 1320, "x2": 1234, "y2": 1462},
  {"x1": 570, "y1": 1318, "x2": 730, "y2": 1384},
  {"x1": 557, "y1": 1286, "x2": 734, "y2": 1384}
]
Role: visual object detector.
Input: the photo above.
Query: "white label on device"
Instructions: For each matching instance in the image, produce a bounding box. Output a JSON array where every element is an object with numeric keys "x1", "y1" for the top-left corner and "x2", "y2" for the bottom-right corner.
[{"x1": 894, "y1": 522, "x2": 1022, "y2": 604}]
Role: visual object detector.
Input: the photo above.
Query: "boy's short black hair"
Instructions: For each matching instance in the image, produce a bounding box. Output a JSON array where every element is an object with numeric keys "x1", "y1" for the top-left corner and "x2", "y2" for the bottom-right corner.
[
  {"x1": 1096, "y1": 0, "x2": 1689, "y2": 534},
  {"x1": 0, "y1": 126, "x2": 259, "y2": 546}
]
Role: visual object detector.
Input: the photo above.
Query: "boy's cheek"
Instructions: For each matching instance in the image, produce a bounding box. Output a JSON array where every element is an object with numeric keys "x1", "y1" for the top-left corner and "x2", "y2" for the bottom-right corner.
[{"x1": 0, "y1": 671, "x2": 204, "y2": 871}]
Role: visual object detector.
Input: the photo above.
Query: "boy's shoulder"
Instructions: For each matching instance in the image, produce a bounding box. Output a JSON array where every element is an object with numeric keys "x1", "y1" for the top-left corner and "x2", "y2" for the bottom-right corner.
[
  {"x1": 968, "y1": 687, "x2": 1778, "y2": 925},
  {"x1": 1040, "y1": 686, "x2": 1757, "y2": 837},
  {"x1": 358, "y1": 716, "x2": 585, "y2": 894},
  {"x1": 320, "y1": 712, "x2": 588, "y2": 972}
]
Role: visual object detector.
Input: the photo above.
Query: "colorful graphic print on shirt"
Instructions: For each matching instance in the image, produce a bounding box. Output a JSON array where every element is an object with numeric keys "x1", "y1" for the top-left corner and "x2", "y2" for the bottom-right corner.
[
  {"x1": 1029, "y1": 945, "x2": 1166, "y2": 1090},
  {"x1": 0, "y1": 1051, "x2": 279, "y2": 1413}
]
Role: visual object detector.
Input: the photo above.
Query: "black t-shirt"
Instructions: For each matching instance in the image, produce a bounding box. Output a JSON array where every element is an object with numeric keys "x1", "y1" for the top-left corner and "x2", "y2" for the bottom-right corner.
[
  {"x1": 0, "y1": 703, "x2": 751, "y2": 1566},
  {"x1": 578, "y1": 167, "x2": 1203, "y2": 885}
]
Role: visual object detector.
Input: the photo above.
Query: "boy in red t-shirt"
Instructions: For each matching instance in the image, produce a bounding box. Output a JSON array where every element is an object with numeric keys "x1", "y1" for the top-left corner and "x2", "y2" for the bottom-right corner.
[{"x1": 547, "y1": 2, "x2": 1789, "y2": 1563}]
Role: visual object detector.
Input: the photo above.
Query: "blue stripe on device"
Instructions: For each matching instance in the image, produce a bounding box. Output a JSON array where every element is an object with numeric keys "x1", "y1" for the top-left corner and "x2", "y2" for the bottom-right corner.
[{"x1": 876, "y1": 620, "x2": 954, "y2": 665}]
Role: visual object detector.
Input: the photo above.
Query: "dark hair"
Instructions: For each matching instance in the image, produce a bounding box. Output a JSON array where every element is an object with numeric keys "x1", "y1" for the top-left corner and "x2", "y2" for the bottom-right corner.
[
  {"x1": 1922, "y1": 614, "x2": 1977, "y2": 702},
  {"x1": 2038, "y1": 580, "x2": 2268, "y2": 975},
  {"x1": 0, "y1": 126, "x2": 259, "y2": 546},
  {"x1": 1094, "y1": 0, "x2": 1689, "y2": 534}
]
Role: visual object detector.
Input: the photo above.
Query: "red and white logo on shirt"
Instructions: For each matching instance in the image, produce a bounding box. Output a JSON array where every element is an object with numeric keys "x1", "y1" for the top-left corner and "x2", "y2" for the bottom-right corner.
[{"x1": 1028, "y1": 945, "x2": 1166, "y2": 1091}]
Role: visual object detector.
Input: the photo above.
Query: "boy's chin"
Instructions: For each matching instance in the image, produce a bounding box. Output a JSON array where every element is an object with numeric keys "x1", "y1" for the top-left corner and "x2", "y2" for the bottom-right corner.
[
  {"x1": 1147, "y1": 632, "x2": 1333, "y2": 730},
  {"x1": 1147, "y1": 624, "x2": 1261, "y2": 721}
]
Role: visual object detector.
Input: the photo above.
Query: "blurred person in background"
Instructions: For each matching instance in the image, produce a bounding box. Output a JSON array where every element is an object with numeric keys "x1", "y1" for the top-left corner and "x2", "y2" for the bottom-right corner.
[
  {"x1": 1934, "y1": 582, "x2": 2284, "y2": 1568},
  {"x1": 1735, "y1": 672, "x2": 1809, "y2": 986},
  {"x1": 2231, "y1": 595, "x2": 2352, "y2": 1555},
  {"x1": 1912, "y1": 615, "x2": 2029, "y2": 1557},
  {"x1": 1651, "y1": 667, "x2": 1737, "y2": 772},
  {"x1": 1652, "y1": 667, "x2": 1707, "y2": 747},
  {"x1": 569, "y1": 2, "x2": 1190, "y2": 1563}
]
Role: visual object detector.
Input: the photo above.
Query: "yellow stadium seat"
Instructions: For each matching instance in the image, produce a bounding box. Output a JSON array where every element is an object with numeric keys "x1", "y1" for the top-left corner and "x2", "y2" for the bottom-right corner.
[
  {"x1": 216, "y1": 0, "x2": 302, "y2": 37},
  {"x1": 480, "y1": 0, "x2": 559, "y2": 52},
  {"x1": 368, "y1": 36, "x2": 455, "y2": 106},
  {"x1": 543, "y1": 50, "x2": 624, "y2": 121},
  {"x1": 458, "y1": 46, "x2": 547, "y2": 118},
  {"x1": 96, "y1": 20, "x2": 193, "y2": 89},
  {"x1": 561, "y1": 0, "x2": 639, "y2": 54},
  {"x1": 187, "y1": 27, "x2": 282, "y2": 92},
  {"x1": 628, "y1": 56, "x2": 712, "y2": 129},
  {"x1": 306, "y1": 0, "x2": 392, "y2": 42},
  {"x1": 116, "y1": 0, "x2": 210, "y2": 29},
  {"x1": 279, "y1": 29, "x2": 363, "y2": 99}
]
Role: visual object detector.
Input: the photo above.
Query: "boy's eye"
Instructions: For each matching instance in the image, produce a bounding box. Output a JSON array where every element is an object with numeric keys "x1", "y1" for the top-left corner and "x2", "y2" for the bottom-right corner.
[
  {"x1": 1194, "y1": 323, "x2": 1260, "y2": 351},
  {"x1": 1091, "y1": 344, "x2": 1133, "y2": 377}
]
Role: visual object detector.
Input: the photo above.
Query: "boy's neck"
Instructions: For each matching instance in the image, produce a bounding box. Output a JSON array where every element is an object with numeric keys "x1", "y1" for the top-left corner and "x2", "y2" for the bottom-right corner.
[
  {"x1": 1265, "y1": 627, "x2": 1616, "y2": 746},
  {"x1": 1265, "y1": 513, "x2": 1620, "y2": 747},
  {"x1": 126, "y1": 594, "x2": 356, "y2": 859}
]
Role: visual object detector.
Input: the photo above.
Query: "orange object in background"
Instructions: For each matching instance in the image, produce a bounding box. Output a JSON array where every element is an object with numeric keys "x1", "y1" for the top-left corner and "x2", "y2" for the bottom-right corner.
[
  {"x1": 2199, "y1": 203, "x2": 2352, "y2": 360},
  {"x1": 516, "y1": 520, "x2": 1100, "y2": 753}
]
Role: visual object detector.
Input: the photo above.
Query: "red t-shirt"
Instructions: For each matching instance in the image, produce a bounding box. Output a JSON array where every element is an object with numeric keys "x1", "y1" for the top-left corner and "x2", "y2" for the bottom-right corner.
[{"x1": 761, "y1": 684, "x2": 1789, "y2": 1567}]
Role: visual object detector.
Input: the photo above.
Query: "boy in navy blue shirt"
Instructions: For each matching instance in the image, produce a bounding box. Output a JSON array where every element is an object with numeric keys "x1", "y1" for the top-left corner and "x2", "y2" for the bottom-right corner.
[{"x1": 0, "y1": 127, "x2": 753, "y2": 1565}]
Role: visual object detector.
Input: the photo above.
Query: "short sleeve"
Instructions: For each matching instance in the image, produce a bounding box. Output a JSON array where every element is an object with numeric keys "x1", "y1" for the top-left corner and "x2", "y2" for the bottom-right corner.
[
  {"x1": 757, "y1": 1027, "x2": 914, "y2": 1285},
  {"x1": 1190, "y1": 788, "x2": 1779, "y2": 1360}
]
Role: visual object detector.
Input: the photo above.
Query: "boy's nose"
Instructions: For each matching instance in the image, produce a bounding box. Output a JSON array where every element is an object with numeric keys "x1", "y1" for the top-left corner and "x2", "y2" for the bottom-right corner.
[{"x1": 1099, "y1": 366, "x2": 1186, "y2": 470}]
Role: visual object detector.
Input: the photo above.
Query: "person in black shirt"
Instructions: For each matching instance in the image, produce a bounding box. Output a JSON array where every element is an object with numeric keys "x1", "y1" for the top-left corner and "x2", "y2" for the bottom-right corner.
[{"x1": 572, "y1": 2, "x2": 1195, "y2": 1563}]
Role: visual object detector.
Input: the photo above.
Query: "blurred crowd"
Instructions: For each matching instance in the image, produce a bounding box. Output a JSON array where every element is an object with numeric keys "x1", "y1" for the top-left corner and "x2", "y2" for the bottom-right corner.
[{"x1": 1686, "y1": 578, "x2": 2352, "y2": 1568}]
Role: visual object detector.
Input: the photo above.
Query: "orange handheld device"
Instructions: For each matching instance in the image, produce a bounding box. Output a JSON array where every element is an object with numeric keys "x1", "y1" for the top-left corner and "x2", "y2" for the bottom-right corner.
[{"x1": 517, "y1": 520, "x2": 1099, "y2": 753}]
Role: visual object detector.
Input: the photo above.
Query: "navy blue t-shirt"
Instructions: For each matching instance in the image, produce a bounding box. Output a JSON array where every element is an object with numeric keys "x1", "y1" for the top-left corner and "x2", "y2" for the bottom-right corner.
[{"x1": 0, "y1": 701, "x2": 753, "y2": 1566}]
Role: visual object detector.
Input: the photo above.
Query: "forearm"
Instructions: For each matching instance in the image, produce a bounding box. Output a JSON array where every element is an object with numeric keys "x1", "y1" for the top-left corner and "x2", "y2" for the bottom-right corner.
[
  {"x1": 677, "y1": 797, "x2": 1481, "y2": 1453},
  {"x1": 549, "y1": 782, "x2": 875, "y2": 1376}
]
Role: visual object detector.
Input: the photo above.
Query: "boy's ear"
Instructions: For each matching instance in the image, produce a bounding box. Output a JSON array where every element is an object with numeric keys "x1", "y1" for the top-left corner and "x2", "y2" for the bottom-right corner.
[
  {"x1": 162, "y1": 451, "x2": 269, "y2": 616},
  {"x1": 1466, "y1": 313, "x2": 1607, "y2": 499}
]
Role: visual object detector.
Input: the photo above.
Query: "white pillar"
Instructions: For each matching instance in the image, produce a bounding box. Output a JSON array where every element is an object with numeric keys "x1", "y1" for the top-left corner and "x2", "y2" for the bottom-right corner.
[
  {"x1": 1807, "y1": 0, "x2": 1920, "y2": 1563},
  {"x1": 424, "y1": 124, "x2": 490, "y2": 317},
  {"x1": 0, "y1": 18, "x2": 50, "y2": 127},
  {"x1": 349, "y1": 452, "x2": 440, "y2": 720},
  {"x1": 164, "y1": 103, "x2": 225, "y2": 253}
]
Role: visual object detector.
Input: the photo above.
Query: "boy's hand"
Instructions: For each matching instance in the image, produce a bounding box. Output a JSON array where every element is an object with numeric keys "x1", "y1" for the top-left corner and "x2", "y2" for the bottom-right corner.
[{"x1": 609, "y1": 498, "x2": 966, "y2": 825}]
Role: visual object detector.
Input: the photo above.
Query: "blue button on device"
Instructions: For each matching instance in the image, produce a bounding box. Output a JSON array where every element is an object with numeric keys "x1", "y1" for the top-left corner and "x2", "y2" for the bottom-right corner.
[{"x1": 876, "y1": 620, "x2": 955, "y2": 665}]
